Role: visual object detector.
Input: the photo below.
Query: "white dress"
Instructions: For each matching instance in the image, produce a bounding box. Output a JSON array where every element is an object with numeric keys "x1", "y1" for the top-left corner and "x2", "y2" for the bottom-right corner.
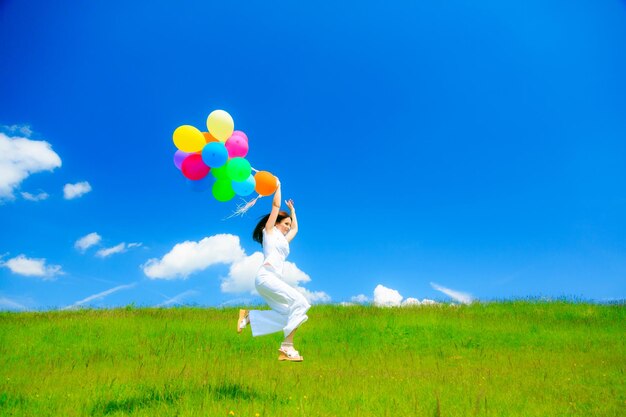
[{"x1": 248, "y1": 227, "x2": 311, "y2": 338}]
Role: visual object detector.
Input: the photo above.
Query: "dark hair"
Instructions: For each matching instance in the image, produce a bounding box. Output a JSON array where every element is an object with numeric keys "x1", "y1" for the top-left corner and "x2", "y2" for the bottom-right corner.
[{"x1": 253, "y1": 211, "x2": 291, "y2": 244}]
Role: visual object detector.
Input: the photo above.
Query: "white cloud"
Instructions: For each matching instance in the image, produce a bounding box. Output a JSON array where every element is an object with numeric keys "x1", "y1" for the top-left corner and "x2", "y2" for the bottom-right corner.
[
  {"x1": 281, "y1": 261, "x2": 312, "y2": 287},
  {"x1": 370, "y1": 285, "x2": 442, "y2": 307},
  {"x1": 96, "y1": 243, "x2": 126, "y2": 258},
  {"x1": 220, "y1": 252, "x2": 264, "y2": 293},
  {"x1": 430, "y1": 282, "x2": 473, "y2": 304},
  {"x1": 297, "y1": 287, "x2": 331, "y2": 304},
  {"x1": 143, "y1": 234, "x2": 245, "y2": 279},
  {"x1": 21, "y1": 191, "x2": 49, "y2": 201},
  {"x1": 1, "y1": 254, "x2": 63, "y2": 279},
  {"x1": 63, "y1": 181, "x2": 91, "y2": 200},
  {"x1": 155, "y1": 290, "x2": 199, "y2": 307},
  {"x1": 96, "y1": 242, "x2": 142, "y2": 258},
  {"x1": 64, "y1": 283, "x2": 136, "y2": 310},
  {"x1": 1, "y1": 124, "x2": 33, "y2": 137},
  {"x1": 351, "y1": 294, "x2": 369, "y2": 304},
  {"x1": 0, "y1": 132, "x2": 62, "y2": 201},
  {"x1": 219, "y1": 251, "x2": 330, "y2": 304},
  {"x1": 75, "y1": 233, "x2": 141, "y2": 257},
  {"x1": 373, "y1": 284, "x2": 404, "y2": 307},
  {"x1": 0, "y1": 296, "x2": 28, "y2": 311},
  {"x1": 143, "y1": 233, "x2": 330, "y2": 302},
  {"x1": 402, "y1": 297, "x2": 421, "y2": 306},
  {"x1": 75, "y1": 232, "x2": 102, "y2": 252}
]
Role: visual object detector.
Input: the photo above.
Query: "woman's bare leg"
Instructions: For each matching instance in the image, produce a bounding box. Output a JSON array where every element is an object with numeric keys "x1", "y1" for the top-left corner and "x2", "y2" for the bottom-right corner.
[{"x1": 283, "y1": 327, "x2": 297, "y2": 345}]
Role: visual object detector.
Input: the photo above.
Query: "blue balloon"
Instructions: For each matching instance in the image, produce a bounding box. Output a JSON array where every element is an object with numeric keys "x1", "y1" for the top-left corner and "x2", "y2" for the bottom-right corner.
[
  {"x1": 201, "y1": 142, "x2": 228, "y2": 168},
  {"x1": 231, "y1": 174, "x2": 256, "y2": 196},
  {"x1": 187, "y1": 176, "x2": 212, "y2": 192}
]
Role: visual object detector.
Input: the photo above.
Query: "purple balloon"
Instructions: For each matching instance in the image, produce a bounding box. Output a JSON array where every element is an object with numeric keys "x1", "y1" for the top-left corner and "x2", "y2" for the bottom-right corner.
[{"x1": 174, "y1": 150, "x2": 190, "y2": 170}]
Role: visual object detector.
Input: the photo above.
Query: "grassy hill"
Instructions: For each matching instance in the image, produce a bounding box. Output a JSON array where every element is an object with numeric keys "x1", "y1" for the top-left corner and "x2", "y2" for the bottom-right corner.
[{"x1": 0, "y1": 302, "x2": 624, "y2": 416}]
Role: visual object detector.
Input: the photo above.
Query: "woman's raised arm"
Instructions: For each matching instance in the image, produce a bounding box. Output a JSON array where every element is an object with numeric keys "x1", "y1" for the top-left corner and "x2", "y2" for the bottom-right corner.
[
  {"x1": 285, "y1": 199, "x2": 298, "y2": 242},
  {"x1": 264, "y1": 180, "x2": 281, "y2": 233}
]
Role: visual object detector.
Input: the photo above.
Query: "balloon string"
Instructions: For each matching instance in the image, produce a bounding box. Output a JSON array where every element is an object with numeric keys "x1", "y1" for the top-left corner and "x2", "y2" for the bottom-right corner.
[
  {"x1": 224, "y1": 194, "x2": 263, "y2": 219},
  {"x1": 223, "y1": 167, "x2": 273, "y2": 219}
]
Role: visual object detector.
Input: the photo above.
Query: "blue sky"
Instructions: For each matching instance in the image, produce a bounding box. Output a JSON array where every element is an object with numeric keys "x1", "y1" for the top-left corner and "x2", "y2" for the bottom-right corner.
[{"x1": 1, "y1": 0, "x2": 625, "y2": 310}]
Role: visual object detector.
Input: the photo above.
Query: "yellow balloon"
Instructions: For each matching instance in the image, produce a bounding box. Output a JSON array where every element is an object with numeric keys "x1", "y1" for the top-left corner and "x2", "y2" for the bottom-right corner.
[
  {"x1": 173, "y1": 125, "x2": 205, "y2": 153},
  {"x1": 206, "y1": 110, "x2": 234, "y2": 142}
]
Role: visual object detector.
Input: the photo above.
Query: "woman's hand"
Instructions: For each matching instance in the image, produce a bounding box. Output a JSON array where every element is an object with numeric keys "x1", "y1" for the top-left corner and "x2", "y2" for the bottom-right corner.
[{"x1": 284, "y1": 198, "x2": 298, "y2": 242}]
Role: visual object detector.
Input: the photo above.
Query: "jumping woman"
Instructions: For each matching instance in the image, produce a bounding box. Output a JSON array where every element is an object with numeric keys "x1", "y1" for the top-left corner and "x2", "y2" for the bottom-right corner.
[{"x1": 237, "y1": 180, "x2": 311, "y2": 362}]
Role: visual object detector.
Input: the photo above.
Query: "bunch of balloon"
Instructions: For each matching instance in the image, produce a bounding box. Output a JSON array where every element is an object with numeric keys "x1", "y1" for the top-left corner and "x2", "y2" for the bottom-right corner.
[{"x1": 172, "y1": 110, "x2": 279, "y2": 215}]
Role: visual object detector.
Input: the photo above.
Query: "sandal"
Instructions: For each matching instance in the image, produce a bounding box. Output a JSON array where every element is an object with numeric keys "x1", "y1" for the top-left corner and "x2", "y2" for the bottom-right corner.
[
  {"x1": 278, "y1": 347, "x2": 304, "y2": 362},
  {"x1": 237, "y1": 309, "x2": 248, "y2": 334}
]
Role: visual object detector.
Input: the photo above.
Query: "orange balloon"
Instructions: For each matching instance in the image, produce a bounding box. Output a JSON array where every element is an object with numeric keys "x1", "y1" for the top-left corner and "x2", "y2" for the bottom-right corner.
[
  {"x1": 254, "y1": 171, "x2": 278, "y2": 196},
  {"x1": 203, "y1": 132, "x2": 220, "y2": 144}
]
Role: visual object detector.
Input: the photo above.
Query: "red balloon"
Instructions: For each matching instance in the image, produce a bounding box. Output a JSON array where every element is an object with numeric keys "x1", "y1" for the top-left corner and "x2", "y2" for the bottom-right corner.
[{"x1": 182, "y1": 154, "x2": 210, "y2": 180}]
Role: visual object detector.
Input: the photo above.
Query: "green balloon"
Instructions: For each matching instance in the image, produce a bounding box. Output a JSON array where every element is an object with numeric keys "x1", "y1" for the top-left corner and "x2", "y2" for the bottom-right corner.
[
  {"x1": 212, "y1": 179, "x2": 235, "y2": 202},
  {"x1": 226, "y1": 157, "x2": 251, "y2": 182},
  {"x1": 211, "y1": 165, "x2": 229, "y2": 180}
]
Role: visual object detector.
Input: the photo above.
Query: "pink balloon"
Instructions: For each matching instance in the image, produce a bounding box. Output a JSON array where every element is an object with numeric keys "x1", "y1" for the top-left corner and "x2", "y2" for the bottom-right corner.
[
  {"x1": 181, "y1": 154, "x2": 210, "y2": 180},
  {"x1": 225, "y1": 135, "x2": 249, "y2": 158},
  {"x1": 174, "y1": 150, "x2": 190, "y2": 170},
  {"x1": 230, "y1": 130, "x2": 248, "y2": 142}
]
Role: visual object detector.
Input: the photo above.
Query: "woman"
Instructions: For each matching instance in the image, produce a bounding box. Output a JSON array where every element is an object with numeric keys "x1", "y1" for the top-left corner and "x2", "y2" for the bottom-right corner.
[{"x1": 237, "y1": 180, "x2": 311, "y2": 362}]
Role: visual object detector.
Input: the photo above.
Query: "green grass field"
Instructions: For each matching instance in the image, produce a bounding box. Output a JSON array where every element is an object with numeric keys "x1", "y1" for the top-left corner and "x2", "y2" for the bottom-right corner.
[{"x1": 0, "y1": 302, "x2": 624, "y2": 416}]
